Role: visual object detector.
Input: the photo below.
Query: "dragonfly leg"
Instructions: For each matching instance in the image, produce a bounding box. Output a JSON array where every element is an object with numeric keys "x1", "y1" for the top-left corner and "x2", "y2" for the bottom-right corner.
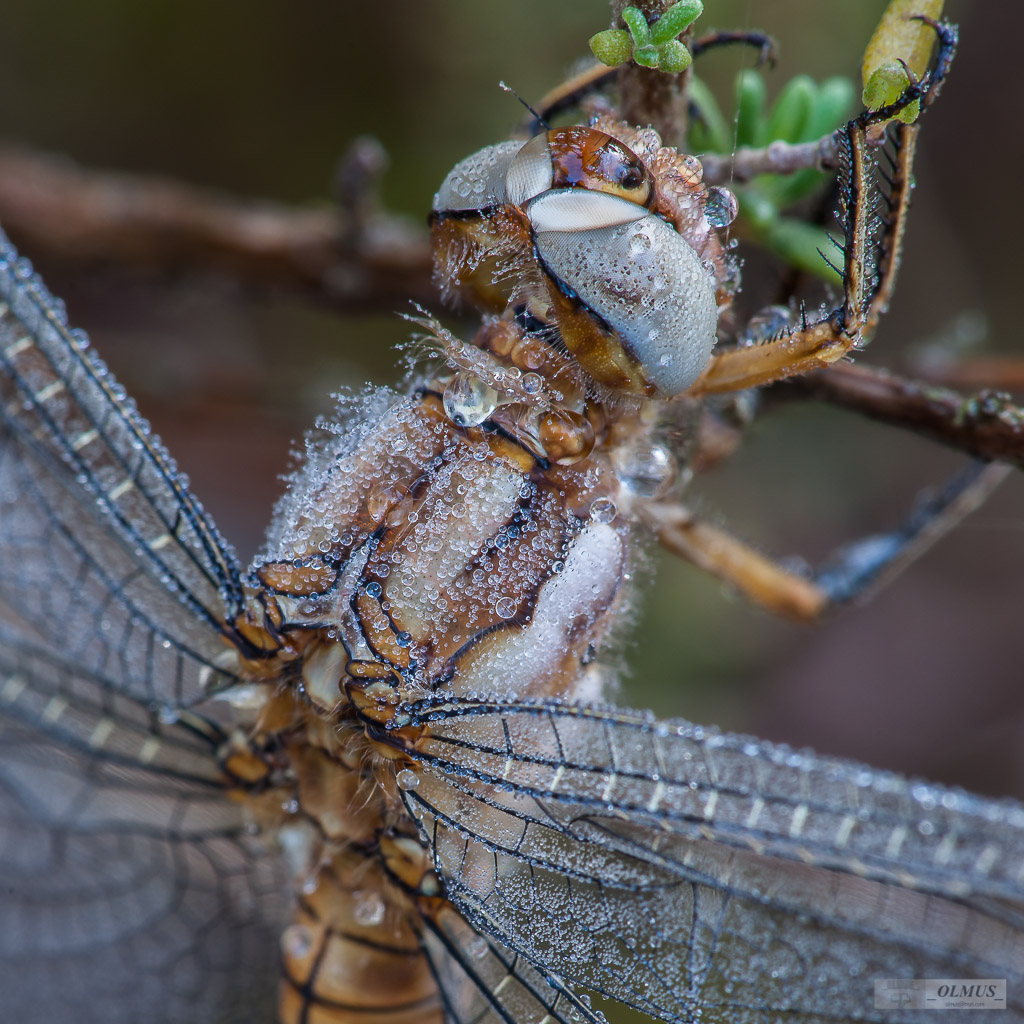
[
  {"x1": 642, "y1": 459, "x2": 1007, "y2": 623},
  {"x1": 688, "y1": 22, "x2": 956, "y2": 399}
]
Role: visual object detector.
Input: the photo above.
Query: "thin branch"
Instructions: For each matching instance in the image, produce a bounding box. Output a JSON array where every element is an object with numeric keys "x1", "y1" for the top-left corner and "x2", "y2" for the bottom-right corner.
[
  {"x1": 0, "y1": 145, "x2": 434, "y2": 311},
  {"x1": 780, "y1": 361, "x2": 1024, "y2": 470},
  {"x1": 699, "y1": 135, "x2": 841, "y2": 185},
  {"x1": 910, "y1": 353, "x2": 1024, "y2": 393}
]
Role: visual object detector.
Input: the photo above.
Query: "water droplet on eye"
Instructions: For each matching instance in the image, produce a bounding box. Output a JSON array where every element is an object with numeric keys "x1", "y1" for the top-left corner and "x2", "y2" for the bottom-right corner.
[
  {"x1": 443, "y1": 372, "x2": 498, "y2": 427},
  {"x1": 613, "y1": 443, "x2": 676, "y2": 498},
  {"x1": 352, "y1": 890, "x2": 386, "y2": 926},
  {"x1": 589, "y1": 497, "x2": 617, "y2": 524},
  {"x1": 494, "y1": 596, "x2": 517, "y2": 619},
  {"x1": 705, "y1": 186, "x2": 738, "y2": 228},
  {"x1": 396, "y1": 768, "x2": 420, "y2": 791},
  {"x1": 628, "y1": 230, "x2": 653, "y2": 255},
  {"x1": 658, "y1": 353, "x2": 672, "y2": 367},
  {"x1": 281, "y1": 923, "x2": 313, "y2": 959}
]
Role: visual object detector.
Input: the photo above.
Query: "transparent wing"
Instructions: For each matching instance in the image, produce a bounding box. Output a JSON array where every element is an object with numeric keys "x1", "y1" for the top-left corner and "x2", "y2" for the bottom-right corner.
[
  {"x1": 0, "y1": 235, "x2": 288, "y2": 1019},
  {"x1": 0, "y1": 233, "x2": 245, "y2": 691},
  {"x1": 399, "y1": 697, "x2": 1024, "y2": 1024},
  {"x1": 420, "y1": 903, "x2": 605, "y2": 1024},
  {"x1": 0, "y1": 638, "x2": 287, "y2": 1023}
]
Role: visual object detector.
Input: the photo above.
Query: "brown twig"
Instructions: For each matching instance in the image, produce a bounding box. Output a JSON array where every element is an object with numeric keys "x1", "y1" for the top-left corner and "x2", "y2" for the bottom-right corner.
[
  {"x1": 699, "y1": 136, "x2": 841, "y2": 185},
  {"x1": 781, "y1": 361, "x2": 1024, "y2": 470},
  {"x1": 0, "y1": 145, "x2": 434, "y2": 311},
  {"x1": 611, "y1": 0, "x2": 690, "y2": 146},
  {"x1": 910, "y1": 353, "x2": 1024, "y2": 394}
]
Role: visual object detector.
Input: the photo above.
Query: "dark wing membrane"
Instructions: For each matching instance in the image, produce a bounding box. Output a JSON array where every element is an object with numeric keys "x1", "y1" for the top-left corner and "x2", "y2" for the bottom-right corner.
[
  {"x1": 0, "y1": 636, "x2": 287, "y2": 1023},
  {"x1": 0, "y1": 226, "x2": 246, "y2": 715},
  {"x1": 400, "y1": 698, "x2": 1024, "y2": 1024},
  {"x1": 420, "y1": 903, "x2": 606, "y2": 1024},
  {"x1": 0, "y1": 234, "x2": 244, "y2": 662},
  {"x1": 0, "y1": 237, "x2": 287, "y2": 1019}
]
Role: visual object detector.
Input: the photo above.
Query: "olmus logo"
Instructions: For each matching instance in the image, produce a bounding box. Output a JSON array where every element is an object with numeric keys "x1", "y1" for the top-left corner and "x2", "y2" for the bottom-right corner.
[
  {"x1": 875, "y1": 979, "x2": 1007, "y2": 1011},
  {"x1": 936, "y1": 984, "x2": 1001, "y2": 999}
]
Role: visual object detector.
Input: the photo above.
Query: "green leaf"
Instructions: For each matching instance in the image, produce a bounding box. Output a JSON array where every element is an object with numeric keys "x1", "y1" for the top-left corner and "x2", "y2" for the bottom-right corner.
[
  {"x1": 763, "y1": 217, "x2": 843, "y2": 282},
  {"x1": 589, "y1": 28, "x2": 633, "y2": 67},
  {"x1": 734, "y1": 70, "x2": 766, "y2": 148},
  {"x1": 863, "y1": 0, "x2": 944, "y2": 89},
  {"x1": 658, "y1": 39, "x2": 693, "y2": 74},
  {"x1": 634, "y1": 43, "x2": 661, "y2": 68},
  {"x1": 621, "y1": 7, "x2": 651, "y2": 47},
  {"x1": 765, "y1": 75, "x2": 816, "y2": 144},
  {"x1": 805, "y1": 76, "x2": 857, "y2": 140},
  {"x1": 686, "y1": 75, "x2": 730, "y2": 153},
  {"x1": 862, "y1": 0, "x2": 943, "y2": 124},
  {"x1": 650, "y1": 0, "x2": 703, "y2": 45}
]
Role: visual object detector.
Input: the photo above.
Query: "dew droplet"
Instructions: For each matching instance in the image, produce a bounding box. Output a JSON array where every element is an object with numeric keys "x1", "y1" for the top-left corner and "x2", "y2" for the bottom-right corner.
[
  {"x1": 613, "y1": 443, "x2": 676, "y2": 498},
  {"x1": 680, "y1": 153, "x2": 704, "y2": 183},
  {"x1": 364, "y1": 580, "x2": 382, "y2": 598},
  {"x1": 281, "y1": 923, "x2": 313, "y2": 959},
  {"x1": 522, "y1": 371, "x2": 543, "y2": 394},
  {"x1": 589, "y1": 497, "x2": 617, "y2": 524},
  {"x1": 628, "y1": 230, "x2": 653, "y2": 255},
  {"x1": 352, "y1": 890, "x2": 386, "y2": 926},
  {"x1": 741, "y1": 304, "x2": 792, "y2": 345},
  {"x1": 396, "y1": 768, "x2": 420, "y2": 791},
  {"x1": 156, "y1": 704, "x2": 179, "y2": 725},
  {"x1": 468, "y1": 935, "x2": 489, "y2": 960},
  {"x1": 494, "y1": 596, "x2": 517, "y2": 619},
  {"x1": 443, "y1": 372, "x2": 498, "y2": 427},
  {"x1": 704, "y1": 186, "x2": 738, "y2": 228}
]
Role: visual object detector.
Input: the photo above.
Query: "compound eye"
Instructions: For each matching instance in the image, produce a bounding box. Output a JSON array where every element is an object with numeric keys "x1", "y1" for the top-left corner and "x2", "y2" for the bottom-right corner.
[{"x1": 505, "y1": 128, "x2": 652, "y2": 208}]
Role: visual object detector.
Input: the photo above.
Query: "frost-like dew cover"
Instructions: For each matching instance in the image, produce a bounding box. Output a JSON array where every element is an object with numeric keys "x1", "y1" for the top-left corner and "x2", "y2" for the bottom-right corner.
[{"x1": 1, "y1": 9, "x2": 1024, "y2": 1023}]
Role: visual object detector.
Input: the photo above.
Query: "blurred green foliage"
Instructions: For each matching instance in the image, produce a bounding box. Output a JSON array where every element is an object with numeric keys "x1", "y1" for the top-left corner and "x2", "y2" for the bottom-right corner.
[{"x1": 689, "y1": 69, "x2": 856, "y2": 280}]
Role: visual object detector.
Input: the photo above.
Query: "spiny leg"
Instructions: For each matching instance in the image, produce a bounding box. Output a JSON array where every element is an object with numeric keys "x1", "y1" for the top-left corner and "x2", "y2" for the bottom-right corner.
[
  {"x1": 688, "y1": 21, "x2": 957, "y2": 398},
  {"x1": 642, "y1": 458, "x2": 1006, "y2": 624}
]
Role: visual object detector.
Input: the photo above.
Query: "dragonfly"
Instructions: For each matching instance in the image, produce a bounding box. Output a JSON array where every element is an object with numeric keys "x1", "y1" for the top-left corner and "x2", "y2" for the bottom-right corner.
[{"x1": 1, "y1": 7, "x2": 1023, "y2": 1024}]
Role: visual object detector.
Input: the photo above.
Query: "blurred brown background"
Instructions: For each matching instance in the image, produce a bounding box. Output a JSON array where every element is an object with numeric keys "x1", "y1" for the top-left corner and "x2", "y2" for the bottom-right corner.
[{"x1": 0, "y1": 0, "x2": 1021, "y2": 800}]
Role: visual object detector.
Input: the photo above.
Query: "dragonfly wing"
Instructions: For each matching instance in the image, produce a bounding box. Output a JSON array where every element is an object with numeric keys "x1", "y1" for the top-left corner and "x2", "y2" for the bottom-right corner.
[
  {"x1": 0, "y1": 234, "x2": 246, "y2": 703},
  {"x1": 0, "y1": 640, "x2": 287, "y2": 1022},
  {"x1": 0, "y1": 236, "x2": 288, "y2": 1019},
  {"x1": 401, "y1": 698, "x2": 1024, "y2": 1024},
  {"x1": 421, "y1": 903, "x2": 606, "y2": 1024}
]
